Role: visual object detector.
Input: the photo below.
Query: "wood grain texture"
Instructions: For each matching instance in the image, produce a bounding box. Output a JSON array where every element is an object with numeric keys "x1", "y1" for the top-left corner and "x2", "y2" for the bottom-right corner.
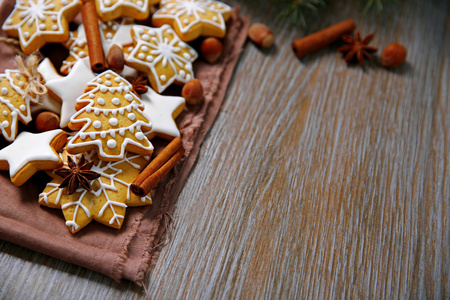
[{"x1": 0, "y1": 0, "x2": 449, "y2": 298}]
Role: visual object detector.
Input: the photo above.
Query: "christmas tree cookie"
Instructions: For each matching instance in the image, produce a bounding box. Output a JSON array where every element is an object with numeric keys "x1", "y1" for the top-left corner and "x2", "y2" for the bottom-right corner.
[
  {"x1": 152, "y1": 0, "x2": 232, "y2": 42},
  {"x1": 126, "y1": 25, "x2": 198, "y2": 93},
  {"x1": 2, "y1": 0, "x2": 82, "y2": 54},
  {"x1": 39, "y1": 149, "x2": 152, "y2": 233},
  {"x1": 94, "y1": 0, "x2": 160, "y2": 22},
  {"x1": 0, "y1": 70, "x2": 40, "y2": 142},
  {"x1": 68, "y1": 70, "x2": 153, "y2": 161}
]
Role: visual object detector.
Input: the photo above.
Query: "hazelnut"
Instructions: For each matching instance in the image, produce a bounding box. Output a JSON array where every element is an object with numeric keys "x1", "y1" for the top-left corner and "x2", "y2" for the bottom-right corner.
[
  {"x1": 182, "y1": 79, "x2": 204, "y2": 105},
  {"x1": 200, "y1": 38, "x2": 223, "y2": 64},
  {"x1": 106, "y1": 44, "x2": 125, "y2": 73},
  {"x1": 381, "y1": 43, "x2": 407, "y2": 67},
  {"x1": 35, "y1": 111, "x2": 60, "y2": 132},
  {"x1": 248, "y1": 23, "x2": 274, "y2": 48}
]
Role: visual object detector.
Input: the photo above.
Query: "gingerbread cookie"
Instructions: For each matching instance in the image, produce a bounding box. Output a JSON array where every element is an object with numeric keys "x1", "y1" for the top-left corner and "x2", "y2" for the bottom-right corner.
[
  {"x1": 2, "y1": 0, "x2": 82, "y2": 55},
  {"x1": 0, "y1": 129, "x2": 67, "y2": 186},
  {"x1": 39, "y1": 149, "x2": 152, "y2": 233},
  {"x1": 140, "y1": 87, "x2": 185, "y2": 140},
  {"x1": 61, "y1": 18, "x2": 136, "y2": 76},
  {"x1": 126, "y1": 25, "x2": 198, "y2": 93},
  {"x1": 0, "y1": 70, "x2": 41, "y2": 142},
  {"x1": 152, "y1": 0, "x2": 232, "y2": 42},
  {"x1": 94, "y1": 0, "x2": 160, "y2": 22},
  {"x1": 67, "y1": 70, "x2": 153, "y2": 161}
]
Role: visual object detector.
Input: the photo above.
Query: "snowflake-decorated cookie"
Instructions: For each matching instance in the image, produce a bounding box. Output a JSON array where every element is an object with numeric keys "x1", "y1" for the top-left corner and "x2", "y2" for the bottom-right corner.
[
  {"x1": 0, "y1": 129, "x2": 67, "y2": 186},
  {"x1": 140, "y1": 87, "x2": 185, "y2": 140},
  {"x1": 2, "y1": 0, "x2": 82, "y2": 55},
  {"x1": 94, "y1": 0, "x2": 160, "y2": 22},
  {"x1": 39, "y1": 149, "x2": 152, "y2": 233},
  {"x1": 61, "y1": 18, "x2": 136, "y2": 76},
  {"x1": 126, "y1": 25, "x2": 198, "y2": 93},
  {"x1": 152, "y1": 0, "x2": 232, "y2": 42},
  {"x1": 68, "y1": 70, "x2": 153, "y2": 161},
  {"x1": 0, "y1": 70, "x2": 41, "y2": 142}
]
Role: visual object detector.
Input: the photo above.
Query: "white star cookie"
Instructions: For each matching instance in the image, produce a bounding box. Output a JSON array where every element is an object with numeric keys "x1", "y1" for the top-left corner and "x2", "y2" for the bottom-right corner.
[
  {"x1": 0, "y1": 129, "x2": 67, "y2": 186},
  {"x1": 152, "y1": 0, "x2": 232, "y2": 42},
  {"x1": 126, "y1": 25, "x2": 198, "y2": 93},
  {"x1": 38, "y1": 58, "x2": 96, "y2": 128},
  {"x1": 140, "y1": 87, "x2": 185, "y2": 140},
  {"x1": 2, "y1": 0, "x2": 82, "y2": 54},
  {"x1": 94, "y1": 0, "x2": 160, "y2": 22}
]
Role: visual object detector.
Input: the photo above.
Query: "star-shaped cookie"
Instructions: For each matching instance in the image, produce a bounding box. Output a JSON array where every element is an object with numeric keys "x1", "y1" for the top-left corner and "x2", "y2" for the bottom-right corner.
[
  {"x1": 39, "y1": 149, "x2": 152, "y2": 233},
  {"x1": 2, "y1": 0, "x2": 82, "y2": 54},
  {"x1": 94, "y1": 0, "x2": 160, "y2": 22},
  {"x1": 140, "y1": 87, "x2": 185, "y2": 140},
  {"x1": 0, "y1": 129, "x2": 67, "y2": 186},
  {"x1": 38, "y1": 58, "x2": 96, "y2": 128},
  {"x1": 126, "y1": 25, "x2": 198, "y2": 93},
  {"x1": 152, "y1": 0, "x2": 232, "y2": 42}
]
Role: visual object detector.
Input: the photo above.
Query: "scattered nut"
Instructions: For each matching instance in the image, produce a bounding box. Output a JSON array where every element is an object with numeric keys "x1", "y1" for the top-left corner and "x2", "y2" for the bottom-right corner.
[
  {"x1": 35, "y1": 111, "x2": 60, "y2": 132},
  {"x1": 381, "y1": 43, "x2": 407, "y2": 67},
  {"x1": 200, "y1": 37, "x2": 223, "y2": 64},
  {"x1": 106, "y1": 44, "x2": 125, "y2": 73},
  {"x1": 248, "y1": 23, "x2": 274, "y2": 48},
  {"x1": 182, "y1": 79, "x2": 204, "y2": 105}
]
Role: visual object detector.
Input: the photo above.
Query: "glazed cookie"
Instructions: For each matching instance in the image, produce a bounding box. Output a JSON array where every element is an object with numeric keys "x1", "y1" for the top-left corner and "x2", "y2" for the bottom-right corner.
[
  {"x1": 2, "y1": 0, "x2": 82, "y2": 55},
  {"x1": 152, "y1": 0, "x2": 232, "y2": 42},
  {"x1": 67, "y1": 70, "x2": 153, "y2": 161},
  {"x1": 0, "y1": 129, "x2": 67, "y2": 186},
  {"x1": 94, "y1": 0, "x2": 160, "y2": 22},
  {"x1": 39, "y1": 149, "x2": 152, "y2": 233},
  {"x1": 140, "y1": 87, "x2": 185, "y2": 140},
  {"x1": 61, "y1": 18, "x2": 136, "y2": 76},
  {"x1": 0, "y1": 70, "x2": 40, "y2": 141},
  {"x1": 126, "y1": 25, "x2": 198, "y2": 93}
]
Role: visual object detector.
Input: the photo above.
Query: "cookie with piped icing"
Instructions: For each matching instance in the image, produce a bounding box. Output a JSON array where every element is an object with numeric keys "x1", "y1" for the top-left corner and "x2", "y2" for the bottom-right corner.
[
  {"x1": 152, "y1": 0, "x2": 232, "y2": 42},
  {"x1": 94, "y1": 0, "x2": 160, "y2": 22},
  {"x1": 126, "y1": 25, "x2": 198, "y2": 93},
  {"x1": 2, "y1": 0, "x2": 82, "y2": 55},
  {"x1": 67, "y1": 70, "x2": 153, "y2": 161},
  {"x1": 39, "y1": 148, "x2": 152, "y2": 233}
]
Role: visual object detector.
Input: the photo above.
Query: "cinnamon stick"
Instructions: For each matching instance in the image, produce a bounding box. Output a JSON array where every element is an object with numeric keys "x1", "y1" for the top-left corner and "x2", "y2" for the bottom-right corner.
[
  {"x1": 81, "y1": 0, "x2": 106, "y2": 72},
  {"x1": 292, "y1": 19, "x2": 356, "y2": 59},
  {"x1": 131, "y1": 137, "x2": 184, "y2": 196}
]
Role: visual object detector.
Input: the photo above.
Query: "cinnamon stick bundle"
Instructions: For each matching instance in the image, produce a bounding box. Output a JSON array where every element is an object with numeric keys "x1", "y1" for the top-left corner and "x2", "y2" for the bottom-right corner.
[
  {"x1": 131, "y1": 138, "x2": 185, "y2": 197},
  {"x1": 81, "y1": 0, "x2": 106, "y2": 72}
]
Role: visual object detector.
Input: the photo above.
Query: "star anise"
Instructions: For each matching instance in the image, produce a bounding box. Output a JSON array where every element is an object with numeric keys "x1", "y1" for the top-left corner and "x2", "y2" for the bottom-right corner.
[
  {"x1": 338, "y1": 30, "x2": 378, "y2": 66},
  {"x1": 130, "y1": 73, "x2": 148, "y2": 94},
  {"x1": 54, "y1": 155, "x2": 101, "y2": 195}
]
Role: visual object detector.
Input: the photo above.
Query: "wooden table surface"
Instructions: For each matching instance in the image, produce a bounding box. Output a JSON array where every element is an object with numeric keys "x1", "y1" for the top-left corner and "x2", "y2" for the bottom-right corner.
[{"x1": 1, "y1": 0, "x2": 449, "y2": 298}]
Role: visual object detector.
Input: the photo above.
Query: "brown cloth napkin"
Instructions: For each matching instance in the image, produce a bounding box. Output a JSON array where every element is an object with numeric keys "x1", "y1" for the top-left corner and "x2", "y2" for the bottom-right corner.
[{"x1": 0, "y1": 1, "x2": 249, "y2": 283}]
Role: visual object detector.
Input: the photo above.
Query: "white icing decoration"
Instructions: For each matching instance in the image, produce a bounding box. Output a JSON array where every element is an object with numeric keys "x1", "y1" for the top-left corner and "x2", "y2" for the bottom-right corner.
[
  {"x1": 93, "y1": 120, "x2": 102, "y2": 128},
  {"x1": 128, "y1": 112, "x2": 135, "y2": 120},
  {"x1": 19, "y1": 104, "x2": 26, "y2": 111},
  {"x1": 1, "y1": 87, "x2": 8, "y2": 95},
  {"x1": 112, "y1": 97, "x2": 120, "y2": 105},
  {"x1": 125, "y1": 94, "x2": 133, "y2": 101},
  {"x1": 98, "y1": 98, "x2": 106, "y2": 105},
  {"x1": 3, "y1": 111, "x2": 7, "y2": 116},
  {"x1": 126, "y1": 25, "x2": 198, "y2": 93},
  {"x1": 107, "y1": 139, "x2": 117, "y2": 148},
  {"x1": 19, "y1": 81, "x2": 24, "y2": 87},
  {"x1": 105, "y1": 74, "x2": 111, "y2": 79},
  {"x1": 135, "y1": 132, "x2": 144, "y2": 140},
  {"x1": 109, "y1": 117, "x2": 118, "y2": 126}
]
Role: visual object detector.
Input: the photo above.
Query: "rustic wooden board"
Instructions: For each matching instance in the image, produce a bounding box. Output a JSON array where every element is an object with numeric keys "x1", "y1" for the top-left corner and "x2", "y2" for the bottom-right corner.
[{"x1": 0, "y1": 0, "x2": 448, "y2": 298}]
